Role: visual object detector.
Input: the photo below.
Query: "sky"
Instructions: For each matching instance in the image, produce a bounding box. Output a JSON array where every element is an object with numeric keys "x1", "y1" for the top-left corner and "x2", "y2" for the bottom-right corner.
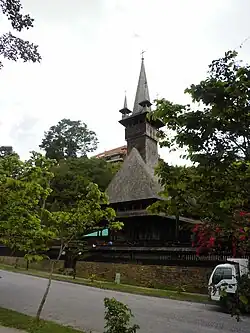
[{"x1": 1, "y1": 0, "x2": 250, "y2": 165}]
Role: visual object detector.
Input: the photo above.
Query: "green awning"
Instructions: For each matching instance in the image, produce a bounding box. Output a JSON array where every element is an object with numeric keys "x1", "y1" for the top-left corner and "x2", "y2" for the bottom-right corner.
[{"x1": 84, "y1": 228, "x2": 108, "y2": 237}]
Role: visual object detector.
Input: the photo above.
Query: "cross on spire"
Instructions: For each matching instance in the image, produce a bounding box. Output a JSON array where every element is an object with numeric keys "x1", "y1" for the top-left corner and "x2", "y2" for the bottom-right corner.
[{"x1": 141, "y1": 50, "x2": 146, "y2": 60}]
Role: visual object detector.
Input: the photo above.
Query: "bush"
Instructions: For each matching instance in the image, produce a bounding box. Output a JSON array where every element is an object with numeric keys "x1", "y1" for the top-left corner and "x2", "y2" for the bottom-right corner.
[
  {"x1": 219, "y1": 275, "x2": 250, "y2": 321},
  {"x1": 104, "y1": 297, "x2": 140, "y2": 333},
  {"x1": 89, "y1": 273, "x2": 96, "y2": 282}
]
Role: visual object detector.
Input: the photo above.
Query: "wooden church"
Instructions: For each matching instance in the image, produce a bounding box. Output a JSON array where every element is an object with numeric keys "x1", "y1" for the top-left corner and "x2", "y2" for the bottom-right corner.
[{"x1": 88, "y1": 56, "x2": 198, "y2": 264}]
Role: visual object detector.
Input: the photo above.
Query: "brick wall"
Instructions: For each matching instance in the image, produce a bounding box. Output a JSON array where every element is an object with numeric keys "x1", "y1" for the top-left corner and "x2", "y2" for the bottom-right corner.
[{"x1": 0, "y1": 256, "x2": 212, "y2": 294}]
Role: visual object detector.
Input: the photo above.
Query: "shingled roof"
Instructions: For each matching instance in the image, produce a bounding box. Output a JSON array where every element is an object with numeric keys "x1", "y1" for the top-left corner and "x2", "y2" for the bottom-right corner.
[
  {"x1": 106, "y1": 148, "x2": 163, "y2": 203},
  {"x1": 94, "y1": 145, "x2": 127, "y2": 159}
]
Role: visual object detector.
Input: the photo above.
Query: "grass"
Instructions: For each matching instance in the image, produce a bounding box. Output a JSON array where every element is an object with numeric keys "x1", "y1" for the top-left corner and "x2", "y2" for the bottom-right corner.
[
  {"x1": 0, "y1": 263, "x2": 209, "y2": 304},
  {"x1": 0, "y1": 307, "x2": 84, "y2": 333}
]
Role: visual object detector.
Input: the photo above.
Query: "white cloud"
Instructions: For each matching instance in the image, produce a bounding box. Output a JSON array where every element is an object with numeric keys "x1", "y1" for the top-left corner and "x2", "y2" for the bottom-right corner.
[{"x1": 0, "y1": 0, "x2": 250, "y2": 164}]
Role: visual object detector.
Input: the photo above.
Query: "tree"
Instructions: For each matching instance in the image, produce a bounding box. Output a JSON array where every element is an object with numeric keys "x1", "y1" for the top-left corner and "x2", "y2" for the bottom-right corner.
[
  {"x1": 0, "y1": 152, "x2": 55, "y2": 266},
  {"x1": 149, "y1": 50, "x2": 250, "y2": 318},
  {"x1": 149, "y1": 50, "x2": 250, "y2": 244},
  {"x1": 36, "y1": 182, "x2": 123, "y2": 320},
  {"x1": 40, "y1": 119, "x2": 98, "y2": 161},
  {"x1": 48, "y1": 156, "x2": 119, "y2": 213},
  {"x1": 0, "y1": 0, "x2": 41, "y2": 69},
  {"x1": 0, "y1": 146, "x2": 14, "y2": 158},
  {"x1": 147, "y1": 160, "x2": 199, "y2": 240},
  {"x1": 0, "y1": 150, "x2": 123, "y2": 320},
  {"x1": 150, "y1": 50, "x2": 250, "y2": 166}
]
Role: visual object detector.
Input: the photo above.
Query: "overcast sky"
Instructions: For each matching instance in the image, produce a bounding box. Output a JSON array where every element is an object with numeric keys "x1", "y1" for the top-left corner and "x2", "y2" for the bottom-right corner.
[{"x1": 1, "y1": 0, "x2": 250, "y2": 165}]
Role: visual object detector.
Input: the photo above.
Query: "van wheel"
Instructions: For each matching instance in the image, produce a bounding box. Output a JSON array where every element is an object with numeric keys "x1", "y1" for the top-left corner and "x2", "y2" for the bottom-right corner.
[{"x1": 219, "y1": 296, "x2": 233, "y2": 314}]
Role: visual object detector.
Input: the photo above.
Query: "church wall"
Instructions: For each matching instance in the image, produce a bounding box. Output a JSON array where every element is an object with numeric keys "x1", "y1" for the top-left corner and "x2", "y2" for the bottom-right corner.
[{"x1": 111, "y1": 216, "x2": 180, "y2": 244}]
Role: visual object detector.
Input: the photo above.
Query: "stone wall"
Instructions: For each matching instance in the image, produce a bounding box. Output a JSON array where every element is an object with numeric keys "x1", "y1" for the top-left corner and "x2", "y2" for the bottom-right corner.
[
  {"x1": 0, "y1": 256, "x2": 64, "y2": 272},
  {"x1": 75, "y1": 262, "x2": 212, "y2": 294},
  {"x1": 0, "y1": 256, "x2": 212, "y2": 294}
]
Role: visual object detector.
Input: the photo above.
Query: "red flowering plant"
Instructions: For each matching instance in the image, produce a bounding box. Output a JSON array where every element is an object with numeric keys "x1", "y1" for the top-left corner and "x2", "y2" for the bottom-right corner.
[
  {"x1": 191, "y1": 211, "x2": 250, "y2": 319},
  {"x1": 192, "y1": 211, "x2": 250, "y2": 257}
]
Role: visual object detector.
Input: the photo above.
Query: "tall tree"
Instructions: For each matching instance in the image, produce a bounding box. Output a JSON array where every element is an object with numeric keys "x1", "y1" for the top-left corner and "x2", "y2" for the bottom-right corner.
[
  {"x1": 151, "y1": 50, "x2": 250, "y2": 166},
  {"x1": 0, "y1": 0, "x2": 41, "y2": 69},
  {"x1": 150, "y1": 50, "x2": 250, "y2": 218},
  {"x1": 149, "y1": 50, "x2": 250, "y2": 317},
  {"x1": 0, "y1": 152, "x2": 55, "y2": 263},
  {"x1": 0, "y1": 146, "x2": 14, "y2": 158},
  {"x1": 40, "y1": 118, "x2": 98, "y2": 160},
  {"x1": 36, "y1": 182, "x2": 123, "y2": 320},
  {"x1": 148, "y1": 161, "x2": 199, "y2": 240},
  {"x1": 48, "y1": 156, "x2": 119, "y2": 211}
]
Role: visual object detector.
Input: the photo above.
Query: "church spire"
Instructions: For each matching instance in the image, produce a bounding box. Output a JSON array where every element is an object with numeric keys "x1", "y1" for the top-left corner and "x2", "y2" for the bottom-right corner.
[
  {"x1": 119, "y1": 92, "x2": 131, "y2": 118},
  {"x1": 123, "y1": 94, "x2": 128, "y2": 108},
  {"x1": 133, "y1": 52, "x2": 152, "y2": 114},
  {"x1": 119, "y1": 54, "x2": 164, "y2": 170}
]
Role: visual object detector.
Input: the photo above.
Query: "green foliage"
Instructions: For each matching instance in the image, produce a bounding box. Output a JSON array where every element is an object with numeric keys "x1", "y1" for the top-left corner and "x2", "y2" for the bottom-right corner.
[
  {"x1": 0, "y1": 137, "x2": 123, "y2": 320},
  {"x1": 151, "y1": 50, "x2": 250, "y2": 166},
  {"x1": 0, "y1": 0, "x2": 41, "y2": 70},
  {"x1": 0, "y1": 152, "x2": 56, "y2": 258},
  {"x1": 50, "y1": 182, "x2": 122, "y2": 256},
  {"x1": 89, "y1": 273, "x2": 96, "y2": 282},
  {"x1": 147, "y1": 160, "x2": 198, "y2": 219},
  {"x1": 35, "y1": 181, "x2": 122, "y2": 319},
  {"x1": 40, "y1": 119, "x2": 98, "y2": 161},
  {"x1": 39, "y1": 119, "x2": 119, "y2": 213},
  {"x1": 104, "y1": 297, "x2": 140, "y2": 333},
  {"x1": 0, "y1": 306, "x2": 84, "y2": 333},
  {"x1": 149, "y1": 50, "x2": 250, "y2": 233},
  {"x1": 109, "y1": 161, "x2": 122, "y2": 175},
  {"x1": 0, "y1": 145, "x2": 14, "y2": 158},
  {"x1": 49, "y1": 156, "x2": 117, "y2": 211},
  {"x1": 149, "y1": 50, "x2": 250, "y2": 320},
  {"x1": 187, "y1": 161, "x2": 250, "y2": 228},
  {"x1": 238, "y1": 274, "x2": 250, "y2": 311},
  {"x1": 218, "y1": 274, "x2": 250, "y2": 321},
  {"x1": 39, "y1": 178, "x2": 121, "y2": 318}
]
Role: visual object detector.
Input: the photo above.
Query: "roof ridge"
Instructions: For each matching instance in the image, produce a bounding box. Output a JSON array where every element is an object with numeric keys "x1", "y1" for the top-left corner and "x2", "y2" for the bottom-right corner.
[{"x1": 106, "y1": 147, "x2": 162, "y2": 203}]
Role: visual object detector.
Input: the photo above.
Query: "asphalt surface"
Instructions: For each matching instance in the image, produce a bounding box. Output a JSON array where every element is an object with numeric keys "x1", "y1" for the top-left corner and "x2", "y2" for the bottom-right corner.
[{"x1": 0, "y1": 270, "x2": 250, "y2": 333}]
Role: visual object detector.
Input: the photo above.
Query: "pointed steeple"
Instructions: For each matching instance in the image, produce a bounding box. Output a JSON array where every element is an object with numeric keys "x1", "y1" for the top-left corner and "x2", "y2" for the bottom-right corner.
[
  {"x1": 119, "y1": 93, "x2": 131, "y2": 118},
  {"x1": 133, "y1": 54, "x2": 152, "y2": 115},
  {"x1": 118, "y1": 54, "x2": 164, "y2": 169}
]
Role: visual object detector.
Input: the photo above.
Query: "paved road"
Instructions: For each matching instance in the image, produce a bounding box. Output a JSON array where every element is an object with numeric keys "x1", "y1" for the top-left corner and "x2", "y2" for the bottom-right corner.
[{"x1": 0, "y1": 270, "x2": 250, "y2": 333}]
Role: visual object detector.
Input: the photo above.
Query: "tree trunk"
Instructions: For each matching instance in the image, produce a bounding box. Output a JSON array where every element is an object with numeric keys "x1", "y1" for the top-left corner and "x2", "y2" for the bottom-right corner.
[
  {"x1": 35, "y1": 241, "x2": 66, "y2": 321},
  {"x1": 14, "y1": 257, "x2": 18, "y2": 269},
  {"x1": 73, "y1": 258, "x2": 77, "y2": 279},
  {"x1": 36, "y1": 236, "x2": 74, "y2": 321},
  {"x1": 26, "y1": 259, "x2": 29, "y2": 271},
  {"x1": 36, "y1": 260, "x2": 55, "y2": 320},
  {"x1": 175, "y1": 215, "x2": 179, "y2": 241}
]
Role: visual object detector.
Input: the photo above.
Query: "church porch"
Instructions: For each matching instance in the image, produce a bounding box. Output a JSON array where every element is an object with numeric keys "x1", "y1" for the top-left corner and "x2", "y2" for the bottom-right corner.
[{"x1": 109, "y1": 214, "x2": 193, "y2": 248}]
